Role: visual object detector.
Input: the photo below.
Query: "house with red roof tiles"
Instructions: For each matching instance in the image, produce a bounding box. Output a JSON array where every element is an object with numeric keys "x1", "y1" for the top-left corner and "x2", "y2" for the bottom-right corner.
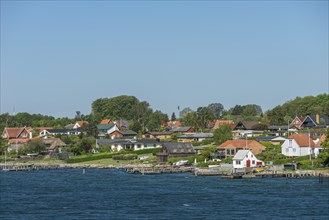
[
  {"x1": 2, "y1": 127, "x2": 31, "y2": 142},
  {"x1": 214, "y1": 140, "x2": 265, "y2": 159},
  {"x1": 281, "y1": 134, "x2": 322, "y2": 157},
  {"x1": 2, "y1": 127, "x2": 32, "y2": 152},
  {"x1": 213, "y1": 119, "x2": 234, "y2": 129}
]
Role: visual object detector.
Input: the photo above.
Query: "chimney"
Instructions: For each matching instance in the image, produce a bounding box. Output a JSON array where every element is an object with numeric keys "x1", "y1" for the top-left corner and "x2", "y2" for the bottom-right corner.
[
  {"x1": 316, "y1": 114, "x2": 320, "y2": 124},
  {"x1": 29, "y1": 132, "x2": 33, "y2": 139}
]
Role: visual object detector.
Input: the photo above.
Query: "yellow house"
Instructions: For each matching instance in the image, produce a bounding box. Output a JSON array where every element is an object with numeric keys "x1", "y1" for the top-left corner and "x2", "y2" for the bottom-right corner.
[{"x1": 143, "y1": 132, "x2": 173, "y2": 140}]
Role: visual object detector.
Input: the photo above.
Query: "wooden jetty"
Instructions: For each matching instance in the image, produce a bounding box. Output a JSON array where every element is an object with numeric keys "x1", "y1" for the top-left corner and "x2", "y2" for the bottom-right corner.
[{"x1": 122, "y1": 165, "x2": 194, "y2": 175}]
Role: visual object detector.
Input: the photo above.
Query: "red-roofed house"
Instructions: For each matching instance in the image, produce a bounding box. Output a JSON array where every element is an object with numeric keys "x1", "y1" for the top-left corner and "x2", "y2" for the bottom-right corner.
[
  {"x1": 2, "y1": 127, "x2": 31, "y2": 142},
  {"x1": 100, "y1": 119, "x2": 112, "y2": 124},
  {"x1": 2, "y1": 127, "x2": 32, "y2": 152},
  {"x1": 214, "y1": 140, "x2": 265, "y2": 159},
  {"x1": 213, "y1": 120, "x2": 234, "y2": 129},
  {"x1": 165, "y1": 121, "x2": 182, "y2": 127},
  {"x1": 290, "y1": 116, "x2": 306, "y2": 129},
  {"x1": 281, "y1": 134, "x2": 322, "y2": 157}
]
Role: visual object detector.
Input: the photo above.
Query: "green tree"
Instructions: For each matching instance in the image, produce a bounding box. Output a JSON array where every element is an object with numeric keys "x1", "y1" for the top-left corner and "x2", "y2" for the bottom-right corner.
[
  {"x1": 197, "y1": 107, "x2": 215, "y2": 131},
  {"x1": 213, "y1": 124, "x2": 232, "y2": 145},
  {"x1": 0, "y1": 137, "x2": 8, "y2": 155},
  {"x1": 171, "y1": 112, "x2": 177, "y2": 121},
  {"x1": 207, "y1": 103, "x2": 224, "y2": 118},
  {"x1": 179, "y1": 107, "x2": 193, "y2": 118},
  {"x1": 20, "y1": 139, "x2": 46, "y2": 154},
  {"x1": 317, "y1": 128, "x2": 329, "y2": 167}
]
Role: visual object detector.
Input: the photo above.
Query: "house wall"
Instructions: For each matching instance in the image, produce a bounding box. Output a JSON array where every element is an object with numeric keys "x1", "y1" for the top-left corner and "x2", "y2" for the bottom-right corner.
[
  {"x1": 281, "y1": 139, "x2": 314, "y2": 157},
  {"x1": 281, "y1": 139, "x2": 303, "y2": 157},
  {"x1": 109, "y1": 131, "x2": 123, "y2": 139},
  {"x1": 233, "y1": 151, "x2": 263, "y2": 169},
  {"x1": 133, "y1": 143, "x2": 162, "y2": 151}
]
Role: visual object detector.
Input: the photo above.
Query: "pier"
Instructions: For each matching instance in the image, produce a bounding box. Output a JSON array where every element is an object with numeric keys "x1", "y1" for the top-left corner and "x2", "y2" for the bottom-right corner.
[{"x1": 122, "y1": 165, "x2": 194, "y2": 175}]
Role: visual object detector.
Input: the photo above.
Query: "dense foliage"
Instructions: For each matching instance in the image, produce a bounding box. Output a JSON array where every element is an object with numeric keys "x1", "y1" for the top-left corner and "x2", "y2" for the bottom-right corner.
[
  {"x1": 213, "y1": 124, "x2": 232, "y2": 145},
  {"x1": 266, "y1": 94, "x2": 329, "y2": 125},
  {"x1": 0, "y1": 112, "x2": 75, "y2": 133},
  {"x1": 92, "y1": 95, "x2": 168, "y2": 132}
]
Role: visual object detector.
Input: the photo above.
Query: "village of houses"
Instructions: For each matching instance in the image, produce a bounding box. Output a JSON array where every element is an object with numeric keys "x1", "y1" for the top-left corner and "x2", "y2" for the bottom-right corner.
[{"x1": 1, "y1": 114, "x2": 329, "y2": 174}]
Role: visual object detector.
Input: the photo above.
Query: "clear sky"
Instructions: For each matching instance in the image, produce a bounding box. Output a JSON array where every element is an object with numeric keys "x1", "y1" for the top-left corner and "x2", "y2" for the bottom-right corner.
[{"x1": 1, "y1": 0, "x2": 328, "y2": 118}]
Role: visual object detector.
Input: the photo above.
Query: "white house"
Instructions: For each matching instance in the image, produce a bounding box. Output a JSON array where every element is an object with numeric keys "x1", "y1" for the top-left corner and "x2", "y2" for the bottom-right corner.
[
  {"x1": 233, "y1": 150, "x2": 264, "y2": 169},
  {"x1": 281, "y1": 134, "x2": 322, "y2": 158},
  {"x1": 95, "y1": 139, "x2": 162, "y2": 153}
]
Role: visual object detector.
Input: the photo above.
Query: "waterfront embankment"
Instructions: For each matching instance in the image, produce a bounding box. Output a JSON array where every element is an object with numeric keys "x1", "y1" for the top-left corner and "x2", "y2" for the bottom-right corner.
[{"x1": 1, "y1": 162, "x2": 329, "y2": 177}]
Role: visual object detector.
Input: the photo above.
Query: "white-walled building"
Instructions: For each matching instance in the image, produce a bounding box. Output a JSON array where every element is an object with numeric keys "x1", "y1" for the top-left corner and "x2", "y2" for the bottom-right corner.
[
  {"x1": 233, "y1": 150, "x2": 264, "y2": 169},
  {"x1": 281, "y1": 134, "x2": 322, "y2": 158}
]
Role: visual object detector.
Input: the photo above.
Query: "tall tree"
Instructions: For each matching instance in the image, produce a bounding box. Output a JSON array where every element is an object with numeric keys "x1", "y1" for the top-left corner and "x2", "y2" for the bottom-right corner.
[
  {"x1": 196, "y1": 107, "x2": 215, "y2": 130},
  {"x1": 171, "y1": 112, "x2": 177, "y2": 121},
  {"x1": 179, "y1": 107, "x2": 193, "y2": 118},
  {"x1": 213, "y1": 124, "x2": 232, "y2": 145},
  {"x1": 207, "y1": 103, "x2": 224, "y2": 118}
]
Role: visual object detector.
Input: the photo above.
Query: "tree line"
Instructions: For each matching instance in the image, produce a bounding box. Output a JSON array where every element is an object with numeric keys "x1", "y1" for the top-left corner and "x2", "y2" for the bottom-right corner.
[{"x1": 0, "y1": 94, "x2": 328, "y2": 133}]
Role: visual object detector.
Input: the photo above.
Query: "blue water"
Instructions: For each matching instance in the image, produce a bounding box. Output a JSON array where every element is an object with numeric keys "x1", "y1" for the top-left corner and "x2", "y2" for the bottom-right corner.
[{"x1": 0, "y1": 169, "x2": 328, "y2": 219}]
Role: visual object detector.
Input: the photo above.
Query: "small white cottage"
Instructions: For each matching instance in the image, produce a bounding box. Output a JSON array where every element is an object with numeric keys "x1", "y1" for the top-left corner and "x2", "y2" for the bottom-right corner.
[{"x1": 233, "y1": 150, "x2": 264, "y2": 169}]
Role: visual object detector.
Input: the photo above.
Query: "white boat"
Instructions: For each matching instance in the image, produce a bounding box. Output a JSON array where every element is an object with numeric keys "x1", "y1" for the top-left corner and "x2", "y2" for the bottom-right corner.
[{"x1": 173, "y1": 160, "x2": 188, "y2": 166}]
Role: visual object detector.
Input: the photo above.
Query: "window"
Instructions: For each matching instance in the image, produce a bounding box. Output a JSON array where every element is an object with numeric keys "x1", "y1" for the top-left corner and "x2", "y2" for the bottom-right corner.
[
  {"x1": 236, "y1": 160, "x2": 241, "y2": 165},
  {"x1": 252, "y1": 160, "x2": 255, "y2": 164},
  {"x1": 293, "y1": 148, "x2": 296, "y2": 152},
  {"x1": 231, "y1": 149, "x2": 235, "y2": 155},
  {"x1": 227, "y1": 149, "x2": 230, "y2": 155},
  {"x1": 286, "y1": 148, "x2": 289, "y2": 152},
  {"x1": 137, "y1": 144, "x2": 141, "y2": 149}
]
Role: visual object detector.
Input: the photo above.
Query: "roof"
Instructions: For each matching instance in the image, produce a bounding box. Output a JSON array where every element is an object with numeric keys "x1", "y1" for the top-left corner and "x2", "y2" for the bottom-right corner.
[
  {"x1": 288, "y1": 134, "x2": 316, "y2": 147},
  {"x1": 43, "y1": 138, "x2": 66, "y2": 150},
  {"x1": 214, "y1": 120, "x2": 234, "y2": 128},
  {"x1": 147, "y1": 131, "x2": 173, "y2": 136},
  {"x1": 8, "y1": 138, "x2": 30, "y2": 143},
  {"x1": 2, "y1": 127, "x2": 29, "y2": 139},
  {"x1": 110, "y1": 130, "x2": 137, "y2": 136},
  {"x1": 64, "y1": 124, "x2": 75, "y2": 129},
  {"x1": 166, "y1": 121, "x2": 182, "y2": 127},
  {"x1": 45, "y1": 128, "x2": 81, "y2": 133},
  {"x1": 233, "y1": 150, "x2": 250, "y2": 160},
  {"x1": 234, "y1": 121, "x2": 260, "y2": 130},
  {"x1": 96, "y1": 138, "x2": 162, "y2": 146},
  {"x1": 178, "y1": 133, "x2": 213, "y2": 139},
  {"x1": 171, "y1": 126, "x2": 193, "y2": 133},
  {"x1": 114, "y1": 119, "x2": 129, "y2": 128},
  {"x1": 75, "y1": 121, "x2": 89, "y2": 127},
  {"x1": 272, "y1": 137, "x2": 287, "y2": 142},
  {"x1": 100, "y1": 119, "x2": 112, "y2": 124},
  {"x1": 162, "y1": 142, "x2": 195, "y2": 154},
  {"x1": 308, "y1": 115, "x2": 329, "y2": 126},
  {"x1": 97, "y1": 124, "x2": 116, "y2": 130},
  {"x1": 268, "y1": 125, "x2": 289, "y2": 130},
  {"x1": 217, "y1": 140, "x2": 265, "y2": 154},
  {"x1": 255, "y1": 136, "x2": 276, "y2": 142}
]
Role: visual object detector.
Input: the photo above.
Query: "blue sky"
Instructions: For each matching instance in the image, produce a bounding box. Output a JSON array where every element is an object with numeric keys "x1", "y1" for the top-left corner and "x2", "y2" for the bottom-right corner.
[{"x1": 1, "y1": 1, "x2": 328, "y2": 118}]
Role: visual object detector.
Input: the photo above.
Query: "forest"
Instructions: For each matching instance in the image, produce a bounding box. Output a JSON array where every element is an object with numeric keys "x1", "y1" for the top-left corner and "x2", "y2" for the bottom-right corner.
[{"x1": 0, "y1": 94, "x2": 328, "y2": 133}]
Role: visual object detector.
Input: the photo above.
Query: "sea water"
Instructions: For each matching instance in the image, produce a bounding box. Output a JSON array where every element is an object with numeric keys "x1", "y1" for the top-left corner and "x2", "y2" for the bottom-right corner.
[{"x1": 1, "y1": 169, "x2": 328, "y2": 219}]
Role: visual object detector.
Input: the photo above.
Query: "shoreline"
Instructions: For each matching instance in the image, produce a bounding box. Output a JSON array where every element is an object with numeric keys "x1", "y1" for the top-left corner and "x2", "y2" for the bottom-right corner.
[{"x1": 1, "y1": 162, "x2": 329, "y2": 177}]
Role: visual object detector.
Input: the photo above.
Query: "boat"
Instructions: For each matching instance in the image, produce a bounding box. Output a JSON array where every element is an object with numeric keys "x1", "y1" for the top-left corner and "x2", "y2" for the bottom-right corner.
[{"x1": 173, "y1": 160, "x2": 188, "y2": 167}]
